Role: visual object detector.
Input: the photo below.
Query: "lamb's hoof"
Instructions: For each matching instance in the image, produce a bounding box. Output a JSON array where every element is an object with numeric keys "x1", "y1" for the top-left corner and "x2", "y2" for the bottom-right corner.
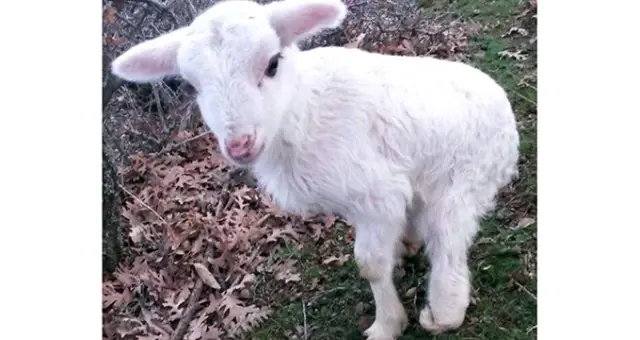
[
  {"x1": 363, "y1": 322, "x2": 399, "y2": 340},
  {"x1": 363, "y1": 314, "x2": 408, "y2": 340},
  {"x1": 394, "y1": 241, "x2": 422, "y2": 267},
  {"x1": 418, "y1": 305, "x2": 464, "y2": 335},
  {"x1": 397, "y1": 240, "x2": 422, "y2": 258},
  {"x1": 402, "y1": 240, "x2": 422, "y2": 258}
]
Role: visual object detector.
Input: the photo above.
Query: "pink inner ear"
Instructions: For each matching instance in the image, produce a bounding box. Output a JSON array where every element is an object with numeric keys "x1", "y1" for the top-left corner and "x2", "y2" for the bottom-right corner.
[
  {"x1": 271, "y1": 2, "x2": 344, "y2": 46},
  {"x1": 112, "y1": 44, "x2": 181, "y2": 82},
  {"x1": 290, "y1": 5, "x2": 340, "y2": 37},
  {"x1": 112, "y1": 27, "x2": 187, "y2": 82},
  {"x1": 122, "y1": 56, "x2": 175, "y2": 77}
]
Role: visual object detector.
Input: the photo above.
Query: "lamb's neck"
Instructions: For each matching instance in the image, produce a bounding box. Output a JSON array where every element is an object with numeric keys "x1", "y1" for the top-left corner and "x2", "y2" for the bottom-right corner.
[{"x1": 274, "y1": 59, "x2": 319, "y2": 150}]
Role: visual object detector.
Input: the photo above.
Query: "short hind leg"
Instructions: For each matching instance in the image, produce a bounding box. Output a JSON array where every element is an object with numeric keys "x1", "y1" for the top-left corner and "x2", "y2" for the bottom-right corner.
[
  {"x1": 416, "y1": 197, "x2": 480, "y2": 334},
  {"x1": 394, "y1": 196, "x2": 426, "y2": 266},
  {"x1": 352, "y1": 188, "x2": 411, "y2": 340}
]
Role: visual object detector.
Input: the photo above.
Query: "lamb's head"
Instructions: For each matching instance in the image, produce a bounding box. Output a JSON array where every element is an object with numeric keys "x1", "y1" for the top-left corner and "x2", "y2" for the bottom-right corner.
[{"x1": 110, "y1": 0, "x2": 348, "y2": 167}]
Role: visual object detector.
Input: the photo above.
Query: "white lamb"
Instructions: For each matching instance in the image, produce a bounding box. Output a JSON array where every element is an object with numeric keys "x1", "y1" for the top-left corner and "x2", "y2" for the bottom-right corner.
[{"x1": 110, "y1": 0, "x2": 520, "y2": 338}]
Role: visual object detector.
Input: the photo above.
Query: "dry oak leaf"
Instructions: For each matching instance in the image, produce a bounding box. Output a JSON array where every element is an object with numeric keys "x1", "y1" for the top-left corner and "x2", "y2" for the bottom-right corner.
[
  {"x1": 322, "y1": 254, "x2": 351, "y2": 267},
  {"x1": 309, "y1": 277, "x2": 321, "y2": 291},
  {"x1": 193, "y1": 263, "x2": 222, "y2": 290},
  {"x1": 405, "y1": 286, "x2": 417, "y2": 298},
  {"x1": 498, "y1": 49, "x2": 528, "y2": 61},
  {"x1": 345, "y1": 33, "x2": 366, "y2": 49},
  {"x1": 115, "y1": 317, "x2": 145, "y2": 338},
  {"x1": 503, "y1": 27, "x2": 529, "y2": 37},
  {"x1": 220, "y1": 295, "x2": 271, "y2": 336},
  {"x1": 201, "y1": 326, "x2": 222, "y2": 340},
  {"x1": 103, "y1": 288, "x2": 132, "y2": 309},
  {"x1": 189, "y1": 324, "x2": 222, "y2": 340},
  {"x1": 187, "y1": 315, "x2": 209, "y2": 340},
  {"x1": 202, "y1": 293, "x2": 222, "y2": 316},
  {"x1": 136, "y1": 335, "x2": 166, "y2": 340},
  {"x1": 129, "y1": 225, "x2": 144, "y2": 244},
  {"x1": 274, "y1": 260, "x2": 302, "y2": 283},
  {"x1": 173, "y1": 130, "x2": 194, "y2": 141},
  {"x1": 163, "y1": 286, "x2": 192, "y2": 320},
  {"x1": 398, "y1": 39, "x2": 417, "y2": 55},
  {"x1": 227, "y1": 274, "x2": 256, "y2": 295},
  {"x1": 104, "y1": 7, "x2": 117, "y2": 25},
  {"x1": 266, "y1": 223, "x2": 301, "y2": 243},
  {"x1": 277, "y1": 272, "x2": 301, "y2": 283},
  {"x1": 104, "y1": 36, "x2": 126, "y2": 46},
  {"x1": 325, "y1": 214, "x2": 337, "y2": 228},
  {"x1": 306, "y1": 222, "x2": 326, "y2": 241},
  {"x1": 513, "y1": 217, "x2": 536, "y2": 230},
  {"x1": 142, "y1": 309, "x2": 172, "y2": 337},
  {"x1": 274, "y1": 264, "x2": 301, "y2": 283},
  {"x1": 113, "y1": 269, "x2": 136, "y2": 287}
]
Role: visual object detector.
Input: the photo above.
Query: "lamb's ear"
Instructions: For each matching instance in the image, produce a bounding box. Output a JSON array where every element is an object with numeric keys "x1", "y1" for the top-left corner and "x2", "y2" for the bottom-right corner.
[
  {"x1": 266, "y1": 0, "x2": 348, "y2": 47},
  {"x1": 111, "y1": 27, "x2": 189, "y2": 83}
]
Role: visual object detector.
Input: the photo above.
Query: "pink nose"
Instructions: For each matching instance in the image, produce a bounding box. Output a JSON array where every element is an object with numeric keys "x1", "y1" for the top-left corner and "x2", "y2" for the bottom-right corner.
[{"x1": 224, "y1": 134, "x2": 255, "y2": 159}]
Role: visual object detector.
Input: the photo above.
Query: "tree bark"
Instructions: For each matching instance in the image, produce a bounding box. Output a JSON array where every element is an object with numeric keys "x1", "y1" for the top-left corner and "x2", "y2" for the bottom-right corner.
[{"x1": 102, "y1": 143, "x2": 123, "y2": 274}]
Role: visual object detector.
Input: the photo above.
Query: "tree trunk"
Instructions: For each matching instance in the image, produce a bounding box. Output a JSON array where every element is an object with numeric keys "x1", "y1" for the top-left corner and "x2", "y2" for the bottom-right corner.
[{"x1": 102, "y1": 144, "x2": 123, "y2": 274}]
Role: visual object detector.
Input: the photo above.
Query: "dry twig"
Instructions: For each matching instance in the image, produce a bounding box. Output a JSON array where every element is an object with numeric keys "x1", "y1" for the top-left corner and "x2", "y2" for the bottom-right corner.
[
  {"x1": 307, "y1": 286, "x2": 349, "y2": 306},
  {"x1": 169, "y1": 245, "x2": 215, "y2": 340},
  {"x1": 348, "y1": 0, "x2": 369, "y2": 7},
  {"x1": 118, "y1": 183, "x2": 167, "y2": 224},
  {"x1": 125, "y1": 0, "x2": 179, "y2": 25},
  {"x1": 155, "y1": 131, "x2": 212, "y2": 157},
  {"x1": 152, "y1": 83, "x2": 169, "y2": 133},
  {"x1": 513, "y1": 91, "x2": 537, "y2": 107},
  {"x1": 302, "y1": 301, "x2": 309, "y2": 340},
  {"x1": 215, "y1": 182, "x2": 232, "y2": 218},
  {"x1": 514, "y1": 280, "x2": 537, "y2": 301}
]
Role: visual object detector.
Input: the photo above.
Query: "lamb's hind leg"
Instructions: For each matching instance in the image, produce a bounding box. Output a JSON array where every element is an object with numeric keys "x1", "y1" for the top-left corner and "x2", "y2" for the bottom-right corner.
[
  {"x1": 355, "y1": 221, "x2": 408, "y2": 340},
  {"x1": 417, "y1": 196, "x2": 480, "y2": 334},
  {"x1": 395, "y1": 196, "x2": 426, "y2": 266},
  {"x1": 353, "y1": 195, "x2": 409, "y2": 340}
]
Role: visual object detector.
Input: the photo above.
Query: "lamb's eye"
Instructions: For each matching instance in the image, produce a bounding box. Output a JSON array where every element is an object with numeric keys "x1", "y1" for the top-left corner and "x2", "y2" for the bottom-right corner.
[{"x1": 265, "y1": 53, "x2": 281, "y2": 78}]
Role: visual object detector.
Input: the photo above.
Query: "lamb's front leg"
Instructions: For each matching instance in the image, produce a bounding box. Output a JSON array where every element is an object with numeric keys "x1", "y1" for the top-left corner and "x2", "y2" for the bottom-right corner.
[{"x1": 354, "y1": 218, "x2": 408, "y2": 340}]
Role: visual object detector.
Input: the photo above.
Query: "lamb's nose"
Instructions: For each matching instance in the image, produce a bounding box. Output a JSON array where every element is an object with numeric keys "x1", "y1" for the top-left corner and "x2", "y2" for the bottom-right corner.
[{"x1": 224, "y1": 134, "x2": 255, "y2": 158}]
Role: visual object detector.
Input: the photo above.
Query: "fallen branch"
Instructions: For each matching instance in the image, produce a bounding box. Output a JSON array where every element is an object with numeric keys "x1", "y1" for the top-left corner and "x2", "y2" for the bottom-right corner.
[
  {"x1": 155, "y1": 131, "x2": 212, "y2": 157},
  {"x1": 170, "y1": 245, "x2": 215, "y2": 340}
]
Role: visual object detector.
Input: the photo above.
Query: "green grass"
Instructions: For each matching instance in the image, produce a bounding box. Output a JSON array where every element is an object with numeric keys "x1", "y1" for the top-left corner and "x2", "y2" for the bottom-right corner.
[{"x1": 249, "y1": 0, "x2": 537, "y2": 339}]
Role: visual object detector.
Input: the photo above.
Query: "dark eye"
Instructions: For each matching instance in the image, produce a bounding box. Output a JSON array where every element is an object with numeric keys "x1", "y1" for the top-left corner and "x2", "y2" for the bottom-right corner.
[{"x1": 265, "y1": 53, "x2": 281, "y2": 78}]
